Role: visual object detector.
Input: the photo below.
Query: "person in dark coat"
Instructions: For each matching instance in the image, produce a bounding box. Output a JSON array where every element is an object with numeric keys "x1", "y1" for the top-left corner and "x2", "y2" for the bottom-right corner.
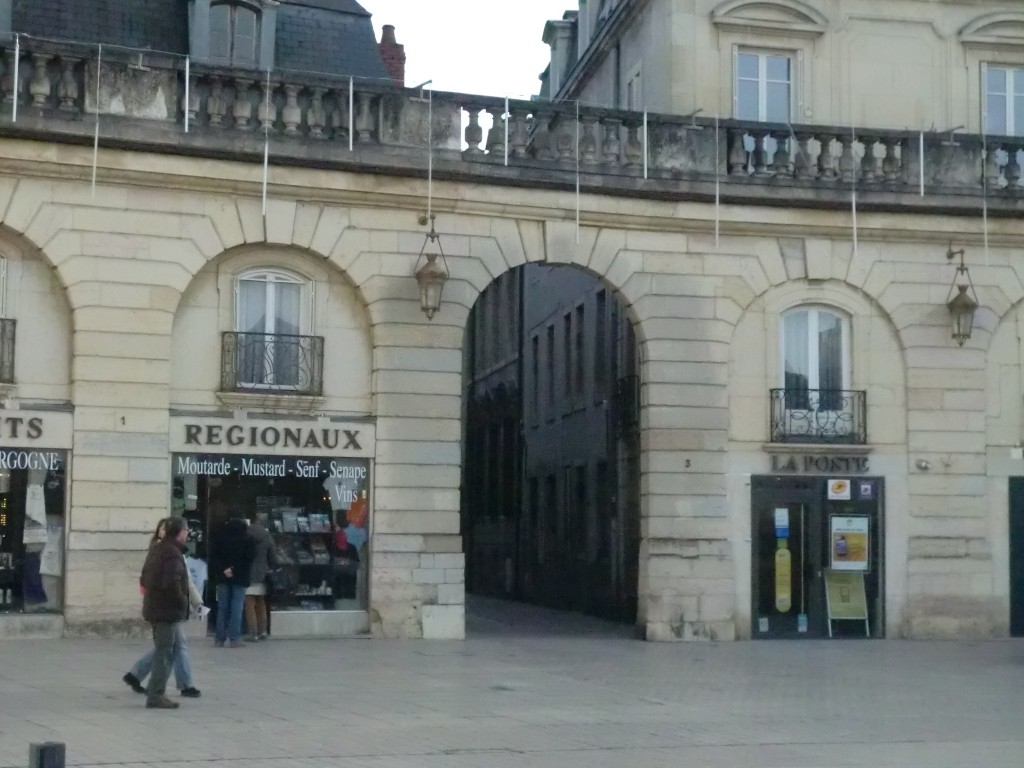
[
  {"x1": 210, "y1": 516, "x2": 253, "y2": 647},
  {"x1": 140, "y1": 516, "x2": 190, "y2": 709}
]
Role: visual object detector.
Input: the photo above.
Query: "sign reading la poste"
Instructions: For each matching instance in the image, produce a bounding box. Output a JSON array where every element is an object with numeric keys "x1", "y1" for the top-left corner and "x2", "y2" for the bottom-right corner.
[{"x1": 169, "y1": 417, "x2": 374, "y2": 457}]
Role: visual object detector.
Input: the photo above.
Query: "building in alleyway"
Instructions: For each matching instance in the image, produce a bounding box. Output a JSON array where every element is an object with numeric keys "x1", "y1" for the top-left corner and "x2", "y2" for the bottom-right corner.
[
  {"x1": 1, "y1": 0, "x2": 1024, "y2": 643},
  {"x1": 463, "y1": 264, "x2": 640, "y2": 622}
]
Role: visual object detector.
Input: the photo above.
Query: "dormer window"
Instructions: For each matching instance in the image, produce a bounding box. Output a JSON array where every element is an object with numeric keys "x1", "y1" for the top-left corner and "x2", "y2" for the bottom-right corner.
[
  {"x1": 189, "y1": 0, "x2": 277, "y2": 70},
  {"x1": 210, "y1": 2, "x2": 259, "y2": 68}
]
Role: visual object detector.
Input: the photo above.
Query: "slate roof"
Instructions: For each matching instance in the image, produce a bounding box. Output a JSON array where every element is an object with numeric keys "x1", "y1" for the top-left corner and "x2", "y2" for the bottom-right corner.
[
  {"x1": 13, "y1": 0, "x2": 189, "y2": 54},
  {"x1": 276, "y1": 1, "x2": 390, "y2": 81},
  {"x1": 11, "y1": 0, "x2": 390, "y2": 80}
]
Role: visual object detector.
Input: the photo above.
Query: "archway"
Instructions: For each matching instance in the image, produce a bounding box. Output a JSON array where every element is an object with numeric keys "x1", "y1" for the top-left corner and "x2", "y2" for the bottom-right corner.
[{"x1": 461, "y1": 262, "x2": 641, "y2": 628}]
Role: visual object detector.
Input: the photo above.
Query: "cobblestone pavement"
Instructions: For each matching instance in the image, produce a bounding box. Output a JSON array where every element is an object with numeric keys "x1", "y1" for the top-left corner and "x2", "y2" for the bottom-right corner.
[{"x1": 1, "y1": 598, "x2": 1023, "y2": 768}]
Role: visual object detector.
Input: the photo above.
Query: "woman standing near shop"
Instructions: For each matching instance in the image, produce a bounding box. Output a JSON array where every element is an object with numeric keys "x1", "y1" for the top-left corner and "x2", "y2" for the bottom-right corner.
[
  {"x1": 210, "y1": 515, "x2": 252, "y2": 648},
  {"x1": 244, "y1": 514, "x2": 278, "y2": 641}
]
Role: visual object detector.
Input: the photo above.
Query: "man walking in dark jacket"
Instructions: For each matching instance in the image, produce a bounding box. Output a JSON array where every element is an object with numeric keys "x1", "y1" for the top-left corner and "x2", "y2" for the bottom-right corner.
[{"x1": 140, "y1": 516, "x2": 190, "y2": 709}]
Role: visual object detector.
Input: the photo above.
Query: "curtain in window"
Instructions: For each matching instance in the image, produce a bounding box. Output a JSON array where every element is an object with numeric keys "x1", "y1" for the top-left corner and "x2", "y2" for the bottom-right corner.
[
  {"x1": 237, "y1": 278, "x2": 268, "y2": 385},
  {"x1": 783, "y1": 310, "x2": 809, "y2": 409},
  {"x1": 818, "y1": 311, "x2": 843, "y2": 409},
  {"x1": 272, "y1": 281, "x2": 302, "y2": 386}
]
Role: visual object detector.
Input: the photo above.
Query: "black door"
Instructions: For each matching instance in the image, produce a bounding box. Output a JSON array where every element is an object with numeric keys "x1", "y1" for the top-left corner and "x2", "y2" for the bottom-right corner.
[
  {"x1": 751, "y1": 477, "x2": 825, "y2": 638},
  {"x1": 1010, "y1": 478, "x2": 1024, "y2": 636}
]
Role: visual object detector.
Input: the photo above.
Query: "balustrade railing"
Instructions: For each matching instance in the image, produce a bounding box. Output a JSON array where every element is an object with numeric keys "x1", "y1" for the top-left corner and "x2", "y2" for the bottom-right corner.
[
  {"x1": 769, "y1": 388, "x2": 867, "y2": 445},
  {"x1": 221, "y1": 332, "x2": 324, "y2": 396},
  {"x1": 0, "y1": 36, "x2": 1022, "y2": 201}
]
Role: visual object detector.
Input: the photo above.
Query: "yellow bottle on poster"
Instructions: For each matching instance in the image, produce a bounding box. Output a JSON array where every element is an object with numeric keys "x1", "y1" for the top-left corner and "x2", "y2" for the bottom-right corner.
[{"x1": 775, "y1": 540, "x2": 792, "y2": 613}]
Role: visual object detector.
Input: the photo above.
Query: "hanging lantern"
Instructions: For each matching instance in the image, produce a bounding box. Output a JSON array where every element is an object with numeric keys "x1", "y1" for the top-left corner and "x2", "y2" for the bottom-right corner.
[
  {"x1": 945, "y1": 245, "x2": 978, "y2": 347},
  {"x1": 413, "y1": 214, "x2": 449, "y2": 320}
]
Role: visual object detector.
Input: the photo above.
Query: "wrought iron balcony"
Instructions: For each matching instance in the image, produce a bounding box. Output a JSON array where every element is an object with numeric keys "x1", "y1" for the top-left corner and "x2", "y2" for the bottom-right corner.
[
  {"x1": 221, "y1": 332, "x2": 324, "y2": 396},
  {"x1": 614, "y1": 375, "x2": 640, "y2": 434},
  {"x1": 769, "y1": 388, "x2": 867, "y2": 445},
  {"x1": 0, "y1": 318, "x2": 14, "y2": 384}
]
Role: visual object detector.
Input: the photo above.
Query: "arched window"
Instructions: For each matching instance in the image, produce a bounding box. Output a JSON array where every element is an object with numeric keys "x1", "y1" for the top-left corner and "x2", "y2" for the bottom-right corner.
[
  {"x1": 234, "y1": 269, "x2": 311, "y2": 389},
  {"x1": 210, "y1": 2, "x2": 260, "y2": 68},
  {"x1": 781, "y1": 306, "x2": 849, "y2": 410}
]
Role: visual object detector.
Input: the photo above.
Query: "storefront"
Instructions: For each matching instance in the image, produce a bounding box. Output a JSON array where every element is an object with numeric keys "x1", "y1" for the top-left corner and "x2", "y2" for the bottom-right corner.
[
  {"x1": 752, "y1": 451, "x2": 884, "y2": 639},
  {"x1": 169, "y1": 415, "x2": 373, "y2": 638},
  {"x1": 0, "y1": 410, "x2": 72, "y2": 637}
]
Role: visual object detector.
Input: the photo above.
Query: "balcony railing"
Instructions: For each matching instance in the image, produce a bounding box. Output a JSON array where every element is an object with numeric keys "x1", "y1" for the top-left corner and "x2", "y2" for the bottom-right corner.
[
  {"x1": 769, "y1": 388, "x2": 867, "y2": 445},
  {"x1": 0, "y1": 318, "x2": 14, "y2": 384},
  {"x1": 0, "y1": 36, "x2": 1022, "y2": 214},
  {"x1": 221, "y1": 332, "x2": 324, "y2": 396}
]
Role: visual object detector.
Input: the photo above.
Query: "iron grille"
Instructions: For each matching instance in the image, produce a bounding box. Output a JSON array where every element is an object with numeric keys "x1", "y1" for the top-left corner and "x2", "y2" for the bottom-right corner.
[
  {"x1": 221, "y1": 332, "x2": 324, "y2": 396},
  {"x1": 769, "y1": 388, "x2": 867, "y2": 444}
]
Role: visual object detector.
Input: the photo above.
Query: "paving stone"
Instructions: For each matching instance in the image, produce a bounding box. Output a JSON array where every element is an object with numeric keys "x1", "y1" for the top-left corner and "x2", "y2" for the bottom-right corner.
[{"x1": 0, "y1": 597, "x2": 1021, "y2": 768}]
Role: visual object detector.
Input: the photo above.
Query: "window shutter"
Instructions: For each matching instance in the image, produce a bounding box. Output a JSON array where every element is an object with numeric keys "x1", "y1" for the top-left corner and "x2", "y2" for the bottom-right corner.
[
  {"x1": 796, "y1": 49, "x2": 804, "y2": 121},
  {"x1": 981, "y1": 61, "x2": 988, "y2": 134},
  {"x1": 732, "y1": 45, "x2": 739, "y2": 117}
]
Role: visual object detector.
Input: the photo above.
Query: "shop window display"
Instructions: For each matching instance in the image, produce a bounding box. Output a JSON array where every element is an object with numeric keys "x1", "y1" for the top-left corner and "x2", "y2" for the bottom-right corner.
[
  {"x1": 0, "y1": 450, "x2": 67, "y2": 614},
  {"x1": 171, "y1": 454, "x2": 370, "y2": 614}
]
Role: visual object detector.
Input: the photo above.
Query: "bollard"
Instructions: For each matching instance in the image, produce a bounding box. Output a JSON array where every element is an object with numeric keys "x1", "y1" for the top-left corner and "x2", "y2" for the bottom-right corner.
[{"x1": 29, "y1": 743, "x2": 65, "y2": 768}]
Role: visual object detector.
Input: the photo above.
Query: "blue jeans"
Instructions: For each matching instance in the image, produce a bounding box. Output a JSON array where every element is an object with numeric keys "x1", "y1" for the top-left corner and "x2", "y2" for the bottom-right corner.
[
  {"x1": 215, "y1": 584, "x2": 247, "y2": 643},
  {"x1": 130, "y1": 621, "x2": 192, "y2": 690}
]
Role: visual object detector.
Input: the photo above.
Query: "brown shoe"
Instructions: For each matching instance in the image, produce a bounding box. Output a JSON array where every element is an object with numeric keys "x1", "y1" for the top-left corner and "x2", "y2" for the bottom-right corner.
[{"x1": 145, "y1": 695, "x2": 180, "y2": 709}]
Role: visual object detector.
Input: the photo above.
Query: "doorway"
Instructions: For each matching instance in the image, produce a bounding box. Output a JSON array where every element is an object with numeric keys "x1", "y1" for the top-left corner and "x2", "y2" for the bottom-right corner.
[
  {"x1": 751, "y1": 475, "x2": 884, "y2": 639},
  {"x1": 461, "y1": 263, "x2": 640, "y2": 625},
  {"x1": 1009, "y1": 478, "x2": 1024, "y2": 636}
]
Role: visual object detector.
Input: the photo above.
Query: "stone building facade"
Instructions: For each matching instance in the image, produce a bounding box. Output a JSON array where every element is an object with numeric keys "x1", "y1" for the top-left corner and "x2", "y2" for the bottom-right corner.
[{"x1": 0, "y1": 0, "x2": 1021, "y2": 640}]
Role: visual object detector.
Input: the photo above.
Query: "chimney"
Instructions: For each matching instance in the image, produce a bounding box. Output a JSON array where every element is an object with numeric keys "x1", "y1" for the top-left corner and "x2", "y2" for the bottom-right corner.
[{"x1": 378, "y1": 24, "x2": 406, "y2": 86}]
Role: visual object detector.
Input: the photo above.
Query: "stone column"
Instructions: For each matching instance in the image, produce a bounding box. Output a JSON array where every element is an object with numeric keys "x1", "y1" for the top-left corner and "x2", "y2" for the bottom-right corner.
[{"x1": 363, "y1": 274, "x2": 468, "y2": 639}]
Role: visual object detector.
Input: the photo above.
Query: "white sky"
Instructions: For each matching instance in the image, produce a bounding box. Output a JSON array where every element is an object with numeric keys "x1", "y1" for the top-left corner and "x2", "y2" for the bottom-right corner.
[{"x1": 361, "y1": 1, "x2": 569, "y2": 99}]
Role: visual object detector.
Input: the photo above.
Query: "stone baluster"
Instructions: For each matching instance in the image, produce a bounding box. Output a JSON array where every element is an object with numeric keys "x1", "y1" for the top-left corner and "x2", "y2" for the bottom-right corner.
[
  {"x1": 882, "y1": 137, "x2": 901, "y2": 183},
  {"x1": 28, "y1": 53, "x2": 53, "y2": 108},
  {"x1": 258, "y1": 79, "x2": 278, "y2": 132},
  {"x1": 1004, "y1": 145, "x2": 1021, "y2": 189},
  {"x1": 307, "y1": 87, "x2": 327, "y2": 139},
  {"x1": 984, "y1": 143, "x2": 1002, "y2": 188},
  {"x1": 485, "y1": 105, "x2": 504, "y2": 156},
  {"x1": 330, "y1": 86, "x2": 350, "y2": 143},
  {"x1": 1, "y1": 48, "x2": 18, "y2": 103},
  {"x1": 463, "y1": 107, "x2": 484, "y2": 154},
  {"x1": 57, "y1": 57, "x2": 79, "y2": 112},
  {"x1": 555, "y1": 115, "x2": 576, "y2": 160},
  {"x1": 838, "y1": 135, "x2": 857, "y2": 183},
  {"x1": 727, "y1": 128, "x2": 748, "y2": 175},
  {"x1": 769, "y1": 130, "x2": 791, "y2": 177},
  {"x1": 751, "y1": 131, "x2": 770, "y2": 176},
  {"x1": 531, "y1": 108, "x2": 557, "y2": 160},
  {"x1": 579, "y1": 115, "x2": 599, "y2": 165},
  {"x1": 859, "y1": 137, "x2": 878, "y2": 183},
  {"x1": 354, "y1": 91, "x2": 374, "y2": 142},
  {"x1": 817, "y1": 135, "x2": 838, "y2": 181},
  {"x1": 207, "y1": 77, "x2": 227, "y2": 128},
  {"x1": 509, "y1": 108, "x2": 530, "y2": 158},
  {"x1": 623, "y1": 120, "x2": 642, "y2": 167},
  {"x1": 182, "y1": 75, "x2": 200, "y2": 126},
  {"x1": 602, "y1": 118, "x2": 622, "y2": 165},
  {"x1": 232, "y1": 77, "x2": 254, "y2": 130},
  {"x1": 793, "y1": 133, "x2": 815, "y2": 179},
  {"x1": 281, "y1": 84, "x2": 302, "y2": 135}
]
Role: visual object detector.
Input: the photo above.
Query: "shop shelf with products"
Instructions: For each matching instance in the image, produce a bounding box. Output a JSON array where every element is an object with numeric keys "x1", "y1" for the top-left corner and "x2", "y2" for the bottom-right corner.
[{"x1": 267, "y1": 506, "x2": 338, "y2": 609}]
